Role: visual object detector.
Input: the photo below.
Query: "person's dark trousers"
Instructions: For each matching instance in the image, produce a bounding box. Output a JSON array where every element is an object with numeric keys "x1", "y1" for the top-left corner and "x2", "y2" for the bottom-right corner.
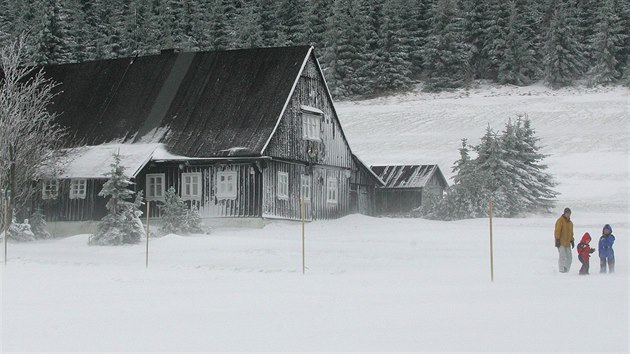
[
  {"x1": 579, "y1": 255, "x2": 590, "y2": 275},
  {"x1": 600, "y1": 257, "x2": 615, "y2": 273}
]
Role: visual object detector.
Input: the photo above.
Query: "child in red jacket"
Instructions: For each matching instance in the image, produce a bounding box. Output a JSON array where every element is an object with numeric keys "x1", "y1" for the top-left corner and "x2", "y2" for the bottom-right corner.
[{"x1": 577, "y1": 232, "x2": 596, "y2": 275}]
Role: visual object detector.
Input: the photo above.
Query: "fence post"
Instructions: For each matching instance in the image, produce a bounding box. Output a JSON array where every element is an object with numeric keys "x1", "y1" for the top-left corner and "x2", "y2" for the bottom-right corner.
[
  {"x1": 301, "y1": 194, "x2": 305, "y2": 274},
  {"x1": 3, "y1": 190, "x2": 10, "y2": 265},
  {"x1": 145, "y1": 201, "x2": 150, "y2": 268},
  {"x1": 489, "y1": 198, "x2": 494, "y2": 282}
]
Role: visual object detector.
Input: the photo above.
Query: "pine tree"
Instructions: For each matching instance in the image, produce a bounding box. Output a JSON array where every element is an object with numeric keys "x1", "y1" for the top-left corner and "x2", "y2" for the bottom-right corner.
[
  {"x1": 306, "y1": 0, "x2": 334, "y2": 56},
  {"x1": 234, "y1": 0, "x2": 263, "y2": 48},
  {"x1": 474, "y1": 124, "x2": 511, "y2": 216},
  {"x1": 403, "y1": 0, "x2": 434, "y2": 80},
  {"x1": 30, "y1": 207, "x2": 52, "y2": 239},
  {"x1": 485, "y1": 0, "x2": 512, "y2": 82},
  {"x1": 373, "y1": 0, "x2": 413, "y2": 93},
  {"x1": 160, "y1": 186, "x2": 204, "y2": 235},
  {"x1": 423, "y1": 0, "x2": 472, "y2": 91},
  {"x1": 587, "y1": 0, "x2": 626, "y2": 86},
  {"x1": 207, "y1": 0, "x2": 236, "y2": 50},
  {"x1": 499, "y1": 118, "x2": 532, "y2": 216},
  {"x1": 498, "y1": 1, "x2": 540, "y2": 85},
  {"x1": 543, "y1": 0, "x2": 586, "y2": 88},
  {"x1": 34, "y1": 0, "x2": 76, "y2": 64},
  {"x1": 277, "y1": 0, "x2": 307, "y2": 46},
  {"x1": 575, "y1": 0, "x2": 599, "y2": 69},
  {"x1": 462, "y1": 0, "x2": 491, "y2": 80},
  {"x1": 258, "y1": 0, "x2": 279, "y2": 47},
  {"x1": 89, "y1": 152, "x2": 145, "y2": 246},
  {"x1": 513, "y1": 115, "x2": 557, "y2": 213},
  {"x1": 323, "y1": 0, "x2": 369, "y2": 98},
  {"x1": 77, "y1": 0, "x2": 109, "y2": 61}
]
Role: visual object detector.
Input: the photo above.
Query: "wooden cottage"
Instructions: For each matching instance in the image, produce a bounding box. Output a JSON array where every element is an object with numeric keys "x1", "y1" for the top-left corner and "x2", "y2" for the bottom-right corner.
[
  {"x1": 370, "y1": 165, "x2": 448, "y2": 216},
  {"x1": 36, "y1": 46, "x2": 383, "y2": 233}
]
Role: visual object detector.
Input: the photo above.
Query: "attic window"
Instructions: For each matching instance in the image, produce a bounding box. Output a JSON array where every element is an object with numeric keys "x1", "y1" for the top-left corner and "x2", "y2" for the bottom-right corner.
[{"x1": 302, "y1": 107, "x2": 322, "y2": 141}]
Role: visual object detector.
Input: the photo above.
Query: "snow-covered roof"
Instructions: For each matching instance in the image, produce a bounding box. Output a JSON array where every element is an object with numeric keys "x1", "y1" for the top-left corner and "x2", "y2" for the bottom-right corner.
[
  {"x1": 370, "y1": 165, "x2": 448, "y2": 189},
  {"x1": 58, "y1": 144, "x2": 162, "y2": 179}
]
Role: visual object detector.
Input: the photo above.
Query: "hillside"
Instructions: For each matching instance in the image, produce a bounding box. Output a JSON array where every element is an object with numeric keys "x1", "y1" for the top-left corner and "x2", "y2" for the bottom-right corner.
[{"x1": 336, "y1": 83, "x2": 630, "y2": 214}]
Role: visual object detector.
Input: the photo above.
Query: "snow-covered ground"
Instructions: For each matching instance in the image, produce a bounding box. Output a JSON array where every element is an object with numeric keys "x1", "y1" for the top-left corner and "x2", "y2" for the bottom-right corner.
[{"x1": 2, "y1": 84, "x2": 629, "y2": 353}]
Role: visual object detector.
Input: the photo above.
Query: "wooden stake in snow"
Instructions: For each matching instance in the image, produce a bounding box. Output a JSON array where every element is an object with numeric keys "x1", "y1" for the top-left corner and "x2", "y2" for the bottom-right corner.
[
  {"x1": 145, "y1": 201, "x2": 150, "y2": 268},
  {"x1": 3, "y1": 190, "x2": 9, "y2": 265},
  {"x1": 489, "y1": 198, "x2": 494, "y2": 282},
  {"x1": 301, "y1": 194, "x2": 305, "y2": 274}
]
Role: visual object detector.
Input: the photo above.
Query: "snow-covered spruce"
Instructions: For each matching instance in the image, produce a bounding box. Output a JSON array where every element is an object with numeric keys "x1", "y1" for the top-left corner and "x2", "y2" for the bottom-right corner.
[
  {"x1": 160, "y1": 186, "x2": 205, "y2": 236},
  {"x1": 29, "y1": 208, "x2": 52, "y2": 239},
  {"x1": 420, "y1": 115, "x2": 557, "y2": 220},
  {"x1": 89, "y1": 153, "x2": 145, "y2": 246}
]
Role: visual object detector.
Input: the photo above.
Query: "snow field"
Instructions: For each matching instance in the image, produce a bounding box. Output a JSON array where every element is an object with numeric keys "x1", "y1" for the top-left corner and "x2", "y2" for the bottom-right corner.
[{"x1": 2, "y1": 84, "x2": 629, "y2": 352}]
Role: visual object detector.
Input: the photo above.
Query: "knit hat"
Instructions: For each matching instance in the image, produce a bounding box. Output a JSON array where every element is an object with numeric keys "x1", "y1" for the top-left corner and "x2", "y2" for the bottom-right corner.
[{"x1": 563, "y1": 207, "x2": 571, "y2": 214}]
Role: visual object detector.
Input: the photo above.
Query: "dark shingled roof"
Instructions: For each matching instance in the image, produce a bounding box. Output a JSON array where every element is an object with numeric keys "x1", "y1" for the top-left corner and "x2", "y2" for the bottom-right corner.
[
  {"x1": 42, "y1": 46, "x2": 312, "y2": 157},
  {"x1": 370, "y1": 165, "x2": 448, "y2": 189}
]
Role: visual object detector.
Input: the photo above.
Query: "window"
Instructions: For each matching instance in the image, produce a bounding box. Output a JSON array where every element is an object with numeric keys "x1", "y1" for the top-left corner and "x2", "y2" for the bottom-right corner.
[
  {"x1": 181, "y1": 172, "x2": 202, "y2": 200},
  {"x1": 326, "y1": 177, "x2": 338, "y2": 204},
  {"x1": 277, "y1": 172, "x2": 289, "y2": 200},
  {"x1": 300, "y1": 174, "x2": 311, "y2": 201},
  {"x1": 42, "y1": 179, "x2": 59, "y2": 199},
  {"x1": 302, "y1": 112, "x2": 321, "y2": 141},
  {"x1": 146, "y1": 174, "x2": 165, "y2": 201},
  {"x1": 217, "y1": 171, "x2": 237, "y2": 199},
  {"x1": 69, "y1": 179, "x2": 87, "y2": 199}
]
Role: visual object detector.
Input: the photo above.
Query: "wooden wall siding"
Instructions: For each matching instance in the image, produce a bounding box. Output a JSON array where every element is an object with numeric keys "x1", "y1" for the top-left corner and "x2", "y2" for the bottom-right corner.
[
  {"x1": 262, "y1": 160, "x2": 350, "y2": 220},
  {"x1": 265, "y1": 56, "x2": 353, "y2": 169},
  {"x1": 375, "y1": 189, "x2": 424, "y2": 216},
  {"x1": 137, "y1": 162, "x2": 263, "y2": 219},
  {"x1": 425, "y1": 174, "x2": 447, "y2": 196},
  {"x1": 39, "y1": 179, "x2": 107, "y2": 221}
]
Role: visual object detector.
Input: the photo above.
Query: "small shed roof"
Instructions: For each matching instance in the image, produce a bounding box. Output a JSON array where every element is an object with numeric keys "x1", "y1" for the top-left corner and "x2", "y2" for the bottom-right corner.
[{"x1": 370, "y1": 165, "x2": 448, "y2": 189}]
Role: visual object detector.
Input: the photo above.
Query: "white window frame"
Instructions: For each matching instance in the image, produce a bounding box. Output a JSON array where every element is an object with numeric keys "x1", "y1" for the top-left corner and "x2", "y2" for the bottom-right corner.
[
  {"x1": 277, "y1": 172, "x2": 289, "y2": 200},
  {"x1": 302, "y1": 111, "x2": 322, "y2": 141},
  {"x1": 146, "y1": 173, "x2": 165, "y2": 201},
  {"x1": 181, "y1": 172, "x2": 202, "y2": 200},
  {"x1": 300, "y1": 174, "x2": 311, "y2": 201},
  {"x1": 42, "y1": 179, "x2": 59, "y2": 200},
  {"x1": 216, "y1": 171, "x2": 237, "y2": 199},
  {"x1": 326, "y1": 177, "x2": 338, "y2": 204},
  {"x1": 69, "y1": 179, "x2": 87, "y2": 199}
]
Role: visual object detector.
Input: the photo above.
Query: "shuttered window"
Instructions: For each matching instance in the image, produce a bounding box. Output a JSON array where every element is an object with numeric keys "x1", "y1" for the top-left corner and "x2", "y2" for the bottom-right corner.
[
  {"x1": 146, "y1": 174, "x2": 165, "y2": 201},
  {"x1": 326, "y1": 177, "x2": 338, "y2": 204},
  {"x1": 42, "y1": 180, "x2": 59, "y2": 200},
  {"x1": 217, "y1": 171, "x2": 237, "y2": 199},
  {"x1": 300, "y1": 174, "x2": 311, "y2": 201},
  {"x1": 181, "y1": 172, "x2": 202, "y2": 200},
  {"x1": 277, "y1": 172, "x2": 289, "y2": 200},
  {"x1": 69, "y1": 179, "x2": 87, "y2": 199}
]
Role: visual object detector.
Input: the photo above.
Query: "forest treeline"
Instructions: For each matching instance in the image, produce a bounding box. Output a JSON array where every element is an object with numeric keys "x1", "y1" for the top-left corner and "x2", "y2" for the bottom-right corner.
[{"x1": 1, "y1": 0, "x2": 629, "y2": 98}]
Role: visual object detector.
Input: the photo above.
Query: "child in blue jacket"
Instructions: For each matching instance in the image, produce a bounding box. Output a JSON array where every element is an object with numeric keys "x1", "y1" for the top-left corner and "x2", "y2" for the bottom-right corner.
[{"x1": 598, "y1": 224, "x2": 615, "y2": 273}]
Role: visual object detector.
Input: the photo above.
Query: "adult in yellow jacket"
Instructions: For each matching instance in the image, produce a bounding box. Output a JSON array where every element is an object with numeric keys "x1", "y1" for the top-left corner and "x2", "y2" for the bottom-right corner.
[{"x1": 554, "y1": 207, "x2": 575, "y2": 273}]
